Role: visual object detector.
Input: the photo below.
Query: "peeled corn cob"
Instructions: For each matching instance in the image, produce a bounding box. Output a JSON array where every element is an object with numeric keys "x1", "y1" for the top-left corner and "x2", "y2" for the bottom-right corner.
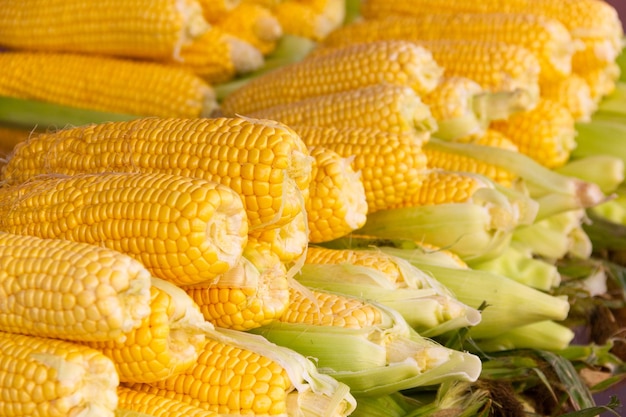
[
  {"x1": 170, "y1": 26, "x2": 264, "y2": 84},
  {"x1": 0, "y1": 172, "x2": 248, "y2": 287},
  {"x1": 305, "y1": 145, "x2": 368, "y2": 243},
  {"x1": 127, "y1": 328, "x2": 357, "y2": 416},
  {"x1": 490, "y1": 98, "x2": 577, "y2": 168},
  {"x1": 322, "y1": 12, "x2": 579, "y2": 81},
  {"x1": 0, "y1": 331, "x2": 119, "y2": 417},
  {"x1": 1, "y1": 117, "x2": 313, "y2": 230},
  {"x1": 84, "y1": 278, "x2": 214, "y2": 383},
  {"x1": 245, "y1": 83, "x2": 437, "y2": 134},
  {"x1": 0, "y1": 51, "x2": 218, "y2": 118},
  {"x1": 292, "y1": 125, "x2": 429, "y2": 212},
  {"x1": 0, "y1": 232, "x2": 151, "y2": 342},
  {"x1": 0, "y1": 0, "x2": 209, "y2": 61},
  {"x1": 197, "y1": 0, "x2": 240, "y2": 22},
  {"x1": 182, "y1": 239, "x2": 291, "y2": 330},
  {"x1": 116, "y1": 386, "x2": 219, "y2": 417},
  {"x1": 272, "y1": 0, "x2": 342, "y2": 41},
  {"x1": 540, "y1": 74, "x2": 598, "y2": 121},
  {"x1": 248, "y1": 210, "x2": 309, "y2": 263},
  {"x1": 220, "y1": 40, "x2": 443, "y2": 115}
]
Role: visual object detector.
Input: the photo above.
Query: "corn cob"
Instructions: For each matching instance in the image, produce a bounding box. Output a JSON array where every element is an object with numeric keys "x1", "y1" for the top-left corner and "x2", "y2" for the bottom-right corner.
[
  {"x1": 0, "y1": 51, "x2": 218, "y2": 118},
  {"x1": 393, "y1": 169, "x2": 496, "y2": 209},
  {"x1": 213, "y1": 2, "x2": 283, "y2": 55},
  {"x1": 0, "y1": 232, "x2": 151, "y2": 342},
  {"x1": 220, "y1": 40, "x2": 443, "y2": 115},
  {"x1": 291, "y1": 125, "x2": 429, "y2": 212},
  {"x1": 490, "y1": 98, "x2": 577, "y2": 168},
  {"x1": 322, "y1": 12, "x2": 579, "y2": 81},
  {"x1": 359, "y1": 0, "x2": 624, "y2": 71},
  {"x1": 272, "y1": 1, "x2": 341, "y2": 41},
  {"x1": 539, "y1": 74, "x2": 598, "y2": 121},
  {"x1": 1, "y1": 117, "x2": 313, "y2": 230},
  {"x1": 0, "y1": 0, "x2": 209, "y2": 61},
  {"x1": 169, "y1": 26, "x2": 265, "y2": 84},
  {"x1": 117, "y1": 386, "x2": 219, "y2": 417},
  {"x1": 0, "y1": 172, "x2": 248, "y2": 287},
  {"x1": 85, "y1": 278, "x2": 214, "y2": 383},
  {"x1": 248, "y1": 210, "x2": 309, "y2": 263},
  {"x1": 0, "y1": 331, "x2": 118, "y2": 417},
  {"x1": 305, "y1": 146, "x2": 368, "y2": 243},
  {"x1": 182, "y1": 239, "x2": 290, "y2": 331},
  {"x1": 127, "y1": 328, "x2": 357, "y2": 416},
  {"x1": 577, "y1": 61, "x2": 621, "y2": 101},
  {"x1": 244, "y1": 83, "x2": 437, "y2": 134},
  {"x1": 424, "y1": 129, "x2": 519, "y2": 187},
  {"x1": 197, "y1": 0, "x2": 240, "y2": 22}
]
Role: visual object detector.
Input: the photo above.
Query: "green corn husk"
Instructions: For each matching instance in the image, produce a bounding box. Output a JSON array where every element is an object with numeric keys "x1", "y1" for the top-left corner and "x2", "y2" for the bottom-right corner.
[
  {"x1": 474, "y1": 320, "x2": 575, "y2": 352},
  {"x1": 511, "y1": 209, "x2": 593, "y2": 261},
  {"x1": 424, "y1": 138, "x2": 607, "y2": 220},
  {"x1": 359, "y1": 253, "x2": 571, "y2": 339},
  {"x1": 468, "y1": 244, "x2": 561, "y2": 291},
  {"x1": 295, "y1": 262, "x2": 481, "y2": 337},
  {"x1": 249, "y1": 291, "x2": 482, "y2": 397},
  {"x1": 572, "y1": 119, "x2": 626, "y2": 165},
  {"x1": 348, "y1": 392, "x2": 425, "y2": 417},
  {"x1": 355, "y1": 185, "x2": 538, "y2": 263},
  {"x1": 555, "y1": 155, "x2": 625, "y2": 195}
]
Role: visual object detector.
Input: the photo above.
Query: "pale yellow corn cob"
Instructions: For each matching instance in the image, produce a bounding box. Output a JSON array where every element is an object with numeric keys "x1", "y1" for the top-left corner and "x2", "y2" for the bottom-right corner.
[
  {"x1": 0, "y1": 172, "x2": 248, "y2": 287},
  {"x1": 182, "y1": 240, "x2": 290, "y2": 331},
  {"x1": 1, "y1": 117, "x2": 313, "y2": 230},
  {"x1": 280, "y1": 287, "x2": 383, "y2": 328},
  {"x1": 540, "y1": 74, "x2": 597, "y2": 121},
  {"x1": 322, "y1": 12, "x2": 578, "y2": 81},
  {"x1": 170, "y1": 26, "x2": 265, "y2": 84},
  {"x1": 248, "y1": 210, "x2": 309, "y2": 263},
  {"x1": 577, "y1": 62, "x2": 621, "y2": 101},
  {"x1": 291, "y1": 125, "x2": 429, "y2": 213},
  {"x1": 306, "y1": 145, "x2": 368, "y2": 243},
  {"x1": 424, "y1": 129, "x2": 519, "y2": 187},
  {"x1": 245, "y1": 83, "x2": 437, "y2": 134},
  {"x1": 359, "y1": 0, "x2": 624, "y2": 71},
  {"x1": 220, "y1": 40, "x2": 443, "y2": 115},
  {"x1": 117, "y1": 386, "x2": 219, "y2": 417},
  {"x1": 0, "y1": 51, "x2": 218, "y2": 118},
  {"x1": 0, "y1": 0, "x2": 209, "y2": 60},
  {"x1": 84, "y1": 279, "x2": 212, "y2": 383},
  {"x1": 126, "y1": 338, "x2": 293, "y2": 415},
  {"x1": 0, "y1": 331, "x2": 118, "y2": 417},
  {"x1": 0, "y1": 232, "x2": 151, "y2": 342},
  {"x1": 213, "y1": 2, "x2": 283, "y2": 55},
  {"x1": 490, "y1": 98, "x2": 577, "y2": 168},
  {"x1": 391, "y1": 169, "x2": 494, "y2": 209}
]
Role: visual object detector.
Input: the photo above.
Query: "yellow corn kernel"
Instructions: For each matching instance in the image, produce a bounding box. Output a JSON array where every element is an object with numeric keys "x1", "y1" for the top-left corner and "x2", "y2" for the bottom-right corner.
[
  {"x1": 183, "y1": 240, "x2": 290, "y2": 331},
  {"x1": 245, "y1": 83, "x2": 437, "y2": 134},
  {"x1": 576, "y1": 62, "x2": 621, "y2": 101},
  {"x1": 0, "y1": 232, "x2": 151, "y2": 342},
  {"x1": 0, "y1": 331, "x2": 118, "y2": 417},
  {"x1": 305, "y1": 246, "x2": 407, "y2": 287},
  {"x1": 1, "y1": 117, "x2": 313, "y2": 230},
  {"x1": 359, "y1": 0, "x2": 624, "y2": 71},
  {"x1": 0, "y1": 0, "x2": 209, "y2": 60},
  {"x1": 127, "y1": 338, "x2": 294, "y2": 415},
  {"x1": 280, "y1": 287, "x2": 383, "y2": 329},
  {"x1": 117, "y1": 386, "x2": 219, "y2": 417},
  {"x1": 0, "y1": 172, "x2": 248, "y2": 287},
  {"x1": 322, "y1": 12, "x2": 578, "y2": 81},
  {"x1": 197, "y1": 0, "x2": 240, "y2": 22},
  {"x1": 248, "y1": 210, "x2": 309, "y2": 263},
  {"x1": 305, "y1": 146, "x2": 368, "y2": 243},
  {"x1": 540, "y1": 74, "x2": 597, "y2": 121},
  {"x1": 85, "y1": 279, "x2": 211, "y2": 383},
  {"x1": 0, "y1": 51, "x2": 217, "y2": 118},
  {"x1": 213, "y1": 2, "x2": 282, "y2": 55},
  {"x1": 220, "y1": 39, "x2": 443, "y2": 115},
  {"x1": 291, "y1": 125, "x2": 429, "y2": 213},
  {"x1": 490, "y1": 98, "x2": 577, "y2": 169},
  {"x1": 170, "y1": 26, "x2": 264, "y2": 84},
  {"x1": 392, "y1": 169, "x2": 493, "y2": 208},
  {"x1": 424, "y1": 129, "x2": 519, "y2": 187}
]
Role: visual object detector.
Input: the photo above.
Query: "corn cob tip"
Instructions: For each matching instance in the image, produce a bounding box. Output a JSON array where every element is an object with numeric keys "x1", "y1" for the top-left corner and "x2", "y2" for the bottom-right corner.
[
  {"x1": 180, "y1": 0, "x2": 212, "y2": 41},
  {"x1": 224, "y1": 35, "x2": 265, "y2": 75},
  {"x1": 254, "y1": 14, "x2": 283, "y2": 42}
]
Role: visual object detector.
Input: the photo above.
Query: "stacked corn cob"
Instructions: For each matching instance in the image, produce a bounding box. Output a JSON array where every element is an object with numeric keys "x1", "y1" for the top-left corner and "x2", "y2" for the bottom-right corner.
[{"x1": 0, "y1": 0, "x2": 625, "y2": 416}]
